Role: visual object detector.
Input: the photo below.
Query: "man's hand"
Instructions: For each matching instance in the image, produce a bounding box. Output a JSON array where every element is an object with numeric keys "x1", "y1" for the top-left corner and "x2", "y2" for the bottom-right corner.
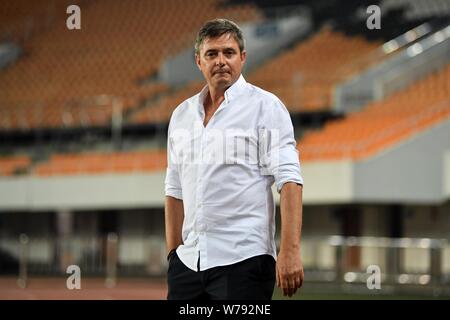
[{"x1": 276, "y1": 248, "x2": 304, "y2": 297}]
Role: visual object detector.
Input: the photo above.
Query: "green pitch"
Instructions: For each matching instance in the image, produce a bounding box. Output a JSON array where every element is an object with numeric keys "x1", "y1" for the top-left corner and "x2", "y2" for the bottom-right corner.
[{"x1": 272, "y1": 287, "x2": 450, "y2": 300}]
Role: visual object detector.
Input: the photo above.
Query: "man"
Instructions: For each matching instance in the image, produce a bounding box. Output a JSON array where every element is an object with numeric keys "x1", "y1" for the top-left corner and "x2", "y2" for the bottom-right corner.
[{"x1": 165, "y1": 18, "x2": 304, "y2": 300}]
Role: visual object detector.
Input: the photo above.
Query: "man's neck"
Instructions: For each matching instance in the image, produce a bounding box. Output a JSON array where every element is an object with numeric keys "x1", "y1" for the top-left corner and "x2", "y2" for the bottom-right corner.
[{"x1": 205, "y1": 86, "x2": 226, "y2": 111}]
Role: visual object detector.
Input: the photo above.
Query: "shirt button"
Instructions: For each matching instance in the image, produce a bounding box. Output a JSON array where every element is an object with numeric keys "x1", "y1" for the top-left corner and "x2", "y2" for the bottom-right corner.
[{"x1": 197, "y1": 203, "x2": 202, "y2": 208}]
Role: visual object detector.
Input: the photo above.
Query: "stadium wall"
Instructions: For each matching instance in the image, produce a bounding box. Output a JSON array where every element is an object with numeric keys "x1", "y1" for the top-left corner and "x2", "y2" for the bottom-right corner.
[{"x1": 354, "y1": 117, "x2": 450, "y2": 204}]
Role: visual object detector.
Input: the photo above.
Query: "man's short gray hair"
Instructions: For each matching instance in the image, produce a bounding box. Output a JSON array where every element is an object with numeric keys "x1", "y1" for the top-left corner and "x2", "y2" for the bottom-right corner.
[{"x1": 195, "y1": 18, "x2": 245, "y2": 55}]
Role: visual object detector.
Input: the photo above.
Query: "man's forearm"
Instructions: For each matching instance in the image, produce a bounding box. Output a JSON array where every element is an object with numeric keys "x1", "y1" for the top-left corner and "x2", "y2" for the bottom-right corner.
[
  {"x1": 279, "y1": 182, "x2": 303, "y2": 252},
  {"x1": 277, "y1": 182, "x2": 304, "y2": 297},
  {"x1": 165, "y1": 196, "x2": 184, "y2": 254}
]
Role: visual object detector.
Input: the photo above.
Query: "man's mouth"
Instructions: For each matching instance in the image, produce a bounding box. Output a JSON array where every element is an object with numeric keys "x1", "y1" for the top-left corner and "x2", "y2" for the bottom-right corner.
[{"x1": 214, "y1": 70, "x2": 230, "y2": 75}]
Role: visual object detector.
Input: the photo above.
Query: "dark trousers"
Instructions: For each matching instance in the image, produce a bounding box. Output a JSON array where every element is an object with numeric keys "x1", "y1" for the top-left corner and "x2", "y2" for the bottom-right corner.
[{"x1": 167, "y1": 252, "x2": 276, "y2": 300}]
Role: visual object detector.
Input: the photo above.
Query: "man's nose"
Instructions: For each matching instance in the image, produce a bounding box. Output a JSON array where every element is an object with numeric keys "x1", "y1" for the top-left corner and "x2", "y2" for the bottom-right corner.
[{"x1": 216, "y1": 53, "x2": 226, "y2": 66}]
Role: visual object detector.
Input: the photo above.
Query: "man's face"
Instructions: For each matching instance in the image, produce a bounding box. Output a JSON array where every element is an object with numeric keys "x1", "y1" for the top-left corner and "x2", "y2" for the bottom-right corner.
[{"x1": 196, "y1": 33, "x2": 246, "y2": 91}]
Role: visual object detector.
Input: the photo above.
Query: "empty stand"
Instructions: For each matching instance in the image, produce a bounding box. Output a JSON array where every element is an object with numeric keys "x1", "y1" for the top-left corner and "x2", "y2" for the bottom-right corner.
[
  {"x1": 249, "y1": 27, "x2": 381, "y2": 113},
  {"x1": 0, "y1": 0, "x2": 261, "y2": 130},
  {"x1": 298, "y1": 62, "x2": 450, "y2": 161}
]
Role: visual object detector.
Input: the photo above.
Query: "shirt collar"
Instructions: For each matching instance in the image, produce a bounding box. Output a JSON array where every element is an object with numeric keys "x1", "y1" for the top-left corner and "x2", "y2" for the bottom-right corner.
[
  {"x1": 197, "y1": 74, "x2": 247, "y2": 113},
  {"x1": 224, "y1": 74, "x2": 247, "y2": 104}
]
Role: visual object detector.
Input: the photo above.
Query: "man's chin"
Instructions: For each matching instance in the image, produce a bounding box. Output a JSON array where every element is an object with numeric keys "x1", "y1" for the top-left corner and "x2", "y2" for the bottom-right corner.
[{"x1": 212, "y1": 78, "x2": 232, "y2": 88}]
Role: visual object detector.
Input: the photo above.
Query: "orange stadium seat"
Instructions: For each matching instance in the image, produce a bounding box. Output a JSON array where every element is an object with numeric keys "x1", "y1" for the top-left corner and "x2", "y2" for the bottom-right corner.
[
  {"x1": 33, "y1": 150, "x2": 168, "y2": 176},
  {"x1": 0, "y1": 155, "x2": 31, "y2": 176}
]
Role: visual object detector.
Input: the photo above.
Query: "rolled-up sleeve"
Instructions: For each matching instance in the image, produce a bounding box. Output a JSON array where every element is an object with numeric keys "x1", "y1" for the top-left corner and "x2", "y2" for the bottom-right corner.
[
  {"x1": 263, "y1": 99, "x2": 303, "y2": 193},
  {"x1": 164, "y1": 118, "x2": 183, "y2": 200}
]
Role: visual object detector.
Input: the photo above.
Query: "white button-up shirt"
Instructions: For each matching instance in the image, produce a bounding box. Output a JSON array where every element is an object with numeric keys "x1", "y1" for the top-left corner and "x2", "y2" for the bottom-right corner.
[{"x1": 165, "y1": 75, "x2": 303, "y2": 271}]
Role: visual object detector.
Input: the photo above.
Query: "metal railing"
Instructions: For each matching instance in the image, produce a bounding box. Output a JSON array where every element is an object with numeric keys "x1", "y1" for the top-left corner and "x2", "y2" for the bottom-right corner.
[
  {"x1": 2, "y1": 234, "x2": 449, "y2": 293},
  {"x1": 2, "y1": 233, "x2": 167, "y2": 288},
  {"x1": 301, "y1": 236, "x2": 449, "y2": 285}
]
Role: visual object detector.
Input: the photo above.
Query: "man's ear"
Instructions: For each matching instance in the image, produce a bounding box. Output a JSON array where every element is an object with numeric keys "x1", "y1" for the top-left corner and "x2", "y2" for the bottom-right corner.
[
  {"x1": 240, "y1": 50, "x2": 247, "y2": 66},
  {"x1": 195, "y1": 54, "x2": 202, "y2": 71}
]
